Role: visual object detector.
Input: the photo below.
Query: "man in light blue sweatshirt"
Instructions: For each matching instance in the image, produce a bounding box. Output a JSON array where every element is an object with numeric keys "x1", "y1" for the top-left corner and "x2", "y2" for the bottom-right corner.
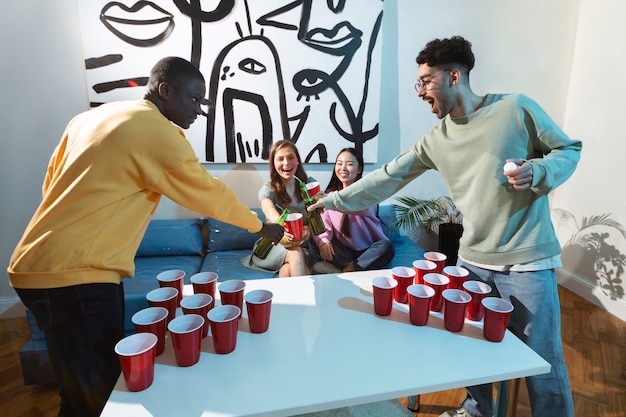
[{"x1": 309, "y1": 36, "x2": 580, "y2": 417}]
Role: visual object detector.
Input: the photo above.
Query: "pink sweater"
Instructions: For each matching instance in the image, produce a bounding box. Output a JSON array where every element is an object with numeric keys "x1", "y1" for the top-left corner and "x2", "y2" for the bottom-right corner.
[{"x1": 313, "y1": 193, "x2": 388, "y2": 251}]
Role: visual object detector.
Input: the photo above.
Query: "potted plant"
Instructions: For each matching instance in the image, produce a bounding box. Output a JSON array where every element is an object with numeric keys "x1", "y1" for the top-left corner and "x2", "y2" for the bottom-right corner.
[{"x1": 393, "y1": 195, "x2": 463, "y2": 265}]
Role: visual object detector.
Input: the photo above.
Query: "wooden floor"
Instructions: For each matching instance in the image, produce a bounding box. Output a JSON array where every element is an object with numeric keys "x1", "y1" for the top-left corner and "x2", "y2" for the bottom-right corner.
[{"x1": 1, "y1": 286, "x2": 624, "y2": 417}]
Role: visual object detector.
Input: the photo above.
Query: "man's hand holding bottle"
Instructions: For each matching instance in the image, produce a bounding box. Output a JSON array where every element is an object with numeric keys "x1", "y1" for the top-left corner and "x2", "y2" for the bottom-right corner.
[
  {"x1": 307, "y1": 197, "x2": 325, "y2": 213},
  {"x1": 257, "y1": 222, "x2": 285, "y2": 243}
]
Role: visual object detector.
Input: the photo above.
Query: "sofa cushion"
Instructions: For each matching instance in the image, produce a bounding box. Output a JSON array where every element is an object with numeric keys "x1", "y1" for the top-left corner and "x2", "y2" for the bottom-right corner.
[
  {"x1": 136, "y1": 218, "x2": 206, "y2": 257},
  {"x1": 207, "y1": 209, "x2": 264, "y2": 252},
  {"x1": 200, "y1": 250, "x2": 276, "y2": 281},
  {"x1": 386, "y1": 236, "x2": 425, "y2": 268},
  {"x1": 122, "y1": 254, "x2": 204, "y2": 332},
  {"x1": 377, "y1": 206, "x2": 424, "y2": 266}
]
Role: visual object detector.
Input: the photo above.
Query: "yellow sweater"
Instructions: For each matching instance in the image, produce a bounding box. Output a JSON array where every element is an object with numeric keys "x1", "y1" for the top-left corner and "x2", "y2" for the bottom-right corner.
[{"x1": 8, "y1": 100, "x2": 262, "y2": 289}]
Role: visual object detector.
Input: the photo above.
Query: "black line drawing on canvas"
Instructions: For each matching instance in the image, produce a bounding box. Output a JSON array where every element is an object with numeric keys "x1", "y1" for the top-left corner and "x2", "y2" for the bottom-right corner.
[{"x1": 78, "y1": 0, "x2": 383, "y2": 163}]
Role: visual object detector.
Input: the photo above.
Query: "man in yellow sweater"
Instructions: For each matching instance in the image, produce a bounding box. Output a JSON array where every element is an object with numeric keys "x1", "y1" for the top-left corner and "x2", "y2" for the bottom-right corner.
[{"x1": 7, "y1": 56, "x2": 283, "y2": 417}]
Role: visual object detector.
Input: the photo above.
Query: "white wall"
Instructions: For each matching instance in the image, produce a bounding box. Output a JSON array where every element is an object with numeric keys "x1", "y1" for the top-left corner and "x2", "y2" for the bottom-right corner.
[
  {"x1": 2, "y1": 0, "x2": 624, "y2": 320},
  {"x1": 391, "y1": 0, "x2": 580, "y2": 201},
  {"x1": 390, "y1": 0, "x2": 626, "y2": 320},
  {"x1": 0, "y1": 0, "x2": 401, "y2": 310},
  {"x1": 1, "y1": 1, "x2": 89, "y2": 308},
  {"x1": 553, "y1": 0, "x2": 626, "y2": 319}
]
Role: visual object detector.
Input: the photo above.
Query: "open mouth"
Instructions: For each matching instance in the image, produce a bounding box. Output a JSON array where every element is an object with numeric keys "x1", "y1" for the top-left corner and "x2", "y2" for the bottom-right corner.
[
  {"x1": 100, "y1": 1, "x2": 175, "y2": 47},
  {"x1": 304, "y1": 21, "x2": 362, "y2": 55},
  {"x1": 424, "y1": 98, "x2": 436, "y2": 113}
]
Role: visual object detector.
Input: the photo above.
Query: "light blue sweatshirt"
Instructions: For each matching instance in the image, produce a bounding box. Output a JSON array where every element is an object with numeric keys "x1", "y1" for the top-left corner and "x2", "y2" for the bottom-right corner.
[{"x1": 325, "y1": 93, "x2": 582, "y2": 266}]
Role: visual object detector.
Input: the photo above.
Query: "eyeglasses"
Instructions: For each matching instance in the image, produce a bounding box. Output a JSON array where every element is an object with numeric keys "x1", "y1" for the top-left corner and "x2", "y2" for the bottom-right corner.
[{"x1": 414, "y1": 69, "x2": 452, "y2": 92}]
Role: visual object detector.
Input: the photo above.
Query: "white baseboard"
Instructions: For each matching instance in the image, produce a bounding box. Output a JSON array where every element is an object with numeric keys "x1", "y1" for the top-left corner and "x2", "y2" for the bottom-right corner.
[{"x1": 557, "y1": 269, "x2": 626, "y2": 322}]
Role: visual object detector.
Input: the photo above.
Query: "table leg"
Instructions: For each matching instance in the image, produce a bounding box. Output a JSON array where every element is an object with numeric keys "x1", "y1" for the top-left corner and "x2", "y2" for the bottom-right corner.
[
  {"x1": 407, "y1": 394, "x2": 420, "y2": 412},
  {"x1": 495, "y1": 378, "x2": 521, "y2": 417}
]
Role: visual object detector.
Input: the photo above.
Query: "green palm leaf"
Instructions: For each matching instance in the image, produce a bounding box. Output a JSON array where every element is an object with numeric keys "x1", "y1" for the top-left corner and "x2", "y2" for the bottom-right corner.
[{"x1": 393, "y1": 196, "x2": 461, "y2": 234}]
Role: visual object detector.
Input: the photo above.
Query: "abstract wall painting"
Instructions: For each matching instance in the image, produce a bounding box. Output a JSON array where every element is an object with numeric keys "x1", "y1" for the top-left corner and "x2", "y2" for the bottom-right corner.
[{"x1": 77, "y1": 0, "x2": 383, "y2": 164}]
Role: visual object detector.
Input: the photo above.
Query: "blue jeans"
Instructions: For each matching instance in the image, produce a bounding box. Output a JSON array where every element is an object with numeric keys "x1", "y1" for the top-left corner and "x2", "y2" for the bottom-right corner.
[
  {"x1": 457, "y1": 262, "x2": 574, "y2": 417},
  {"x1": 17, "y1": 283, "x2": 125, "y2": 417}
]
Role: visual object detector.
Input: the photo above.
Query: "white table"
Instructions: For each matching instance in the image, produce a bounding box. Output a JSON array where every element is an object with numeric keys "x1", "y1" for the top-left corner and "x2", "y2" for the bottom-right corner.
[{"x1": 102, "y1": 270, "x2": 550, "y2": 417}]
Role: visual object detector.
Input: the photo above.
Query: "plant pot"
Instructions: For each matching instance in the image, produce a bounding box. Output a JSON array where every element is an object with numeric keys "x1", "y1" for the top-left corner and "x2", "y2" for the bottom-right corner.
[
  {"x1": 413, "y1": 229, "x2": 438, "y2": 252},
  {"x1": 438, "y1": 223, "x2": 463, "y2": 266}
]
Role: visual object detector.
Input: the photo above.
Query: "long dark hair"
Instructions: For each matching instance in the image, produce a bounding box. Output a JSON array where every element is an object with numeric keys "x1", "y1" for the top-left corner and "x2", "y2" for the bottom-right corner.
[
  {"x1": 325, "y1": 148, "x2": 365, "y2": 237},
  {"x1": 268, "y1": 140, "x2": 308, "y2": 207}
]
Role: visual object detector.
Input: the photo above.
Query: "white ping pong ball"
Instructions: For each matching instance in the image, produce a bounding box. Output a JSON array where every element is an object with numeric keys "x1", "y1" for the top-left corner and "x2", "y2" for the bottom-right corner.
[{"x1": 503, "y1": 162, "x2": 517, "y2": 172}]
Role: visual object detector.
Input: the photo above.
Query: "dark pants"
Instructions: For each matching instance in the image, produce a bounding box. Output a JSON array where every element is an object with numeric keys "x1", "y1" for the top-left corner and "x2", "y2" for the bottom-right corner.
[
  {"x1": 17, "y1": 282, "x2": 125, "y2": 417},
  {"x1": 313, "y1": 238, "x2": 396, "y2": 271}
]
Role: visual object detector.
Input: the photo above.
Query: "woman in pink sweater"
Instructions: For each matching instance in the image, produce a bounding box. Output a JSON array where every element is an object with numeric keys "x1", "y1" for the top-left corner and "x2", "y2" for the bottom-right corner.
[{"x1": 312, "y1": 148, "x2": 394, "y2": 274}]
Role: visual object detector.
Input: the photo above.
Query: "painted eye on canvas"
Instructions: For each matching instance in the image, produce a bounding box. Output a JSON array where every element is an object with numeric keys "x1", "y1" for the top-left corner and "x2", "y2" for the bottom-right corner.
[{"x1": 239, "y1": 58, "x2": 267, "y2": 75}]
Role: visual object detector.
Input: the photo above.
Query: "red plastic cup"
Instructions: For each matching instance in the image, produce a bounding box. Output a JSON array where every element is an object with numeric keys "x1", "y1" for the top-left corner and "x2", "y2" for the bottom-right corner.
[
  {"x1": 157, "y1": 269, "x2": 185, "y2": 305},
  {"x1": 371, "y1": 276, "x2": 398, "y2": 316},
  {"x1": 443, "y1": 266, "x2": 469, "y2": 290},
  {"x1": 146, "y1": 287, "x2": 179, "y2": 325},
  {"x1": 168, "y1": 314, "x2": 205, "y2": 367},
  {"x1": 407, "y1": 284, "x2": 435, "y2": 326},
  {"x1": 442, "y1": 289, "x2": 471, "y2": 332},
  {"x1": 412, "y1": 259, "x2": 437, "y2": 285},
  {"x1": 422, "y1": 273, "x2": 450, "y2": 312},
  {"x1": 180, "y1": 293, "x2": 214, "y2": 338},
  {"x1": 463, "y1": 281, "x2": 492, "y2": 321},
  {"x1": 131, "y1": 306, "x2": 169, "y2": 356},
  {"x1": 424, "y1": 251, "x2": 447, "y2": 274},
  {"x1": 190, "y1": 271, "x2": 218, "y2": 298},
  {"x1": 284, "y1": 213, "x2": 304, "y2": 241},
  {"x1": 391, "y1": 266, "x2": 416, "y2": 304},
  {"x1": 306, "y1": 181, "x2": 321, "y2": 197},
  {"x1": 208, "y1": 305, "x2": 242, "y2": 354},
  {"x1": 115, "y1": 333, "x2": 158, "y2": 392},
  {"x1": 219, "y1": 280, "x2": 246, "y2": 310},
  {"x1": 482, "y1": 297, "x2": 514, "y2": 342},
  {"x1": 245, "y1": 289, "x2": 273, "y2": 333}
]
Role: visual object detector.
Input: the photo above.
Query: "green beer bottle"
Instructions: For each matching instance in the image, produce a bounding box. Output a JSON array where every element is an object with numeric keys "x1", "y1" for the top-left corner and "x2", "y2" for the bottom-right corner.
[
  {"x1": 253, "y1": 208, "x2": 290, "y2": 259},
  {"x1": 295, "y1": 177, "x2": 326, "y2": 236}
]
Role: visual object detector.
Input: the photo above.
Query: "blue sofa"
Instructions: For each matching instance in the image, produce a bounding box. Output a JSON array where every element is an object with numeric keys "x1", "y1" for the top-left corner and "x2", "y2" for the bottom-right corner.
[{"x1": 19, "y1": 206, "x2": 423, "y2": 384}]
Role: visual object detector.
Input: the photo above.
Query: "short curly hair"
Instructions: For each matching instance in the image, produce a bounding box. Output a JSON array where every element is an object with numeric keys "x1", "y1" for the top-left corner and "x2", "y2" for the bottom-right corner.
[{"x1": 416, "y1": 36, "x2": 475, "y2": 73}]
